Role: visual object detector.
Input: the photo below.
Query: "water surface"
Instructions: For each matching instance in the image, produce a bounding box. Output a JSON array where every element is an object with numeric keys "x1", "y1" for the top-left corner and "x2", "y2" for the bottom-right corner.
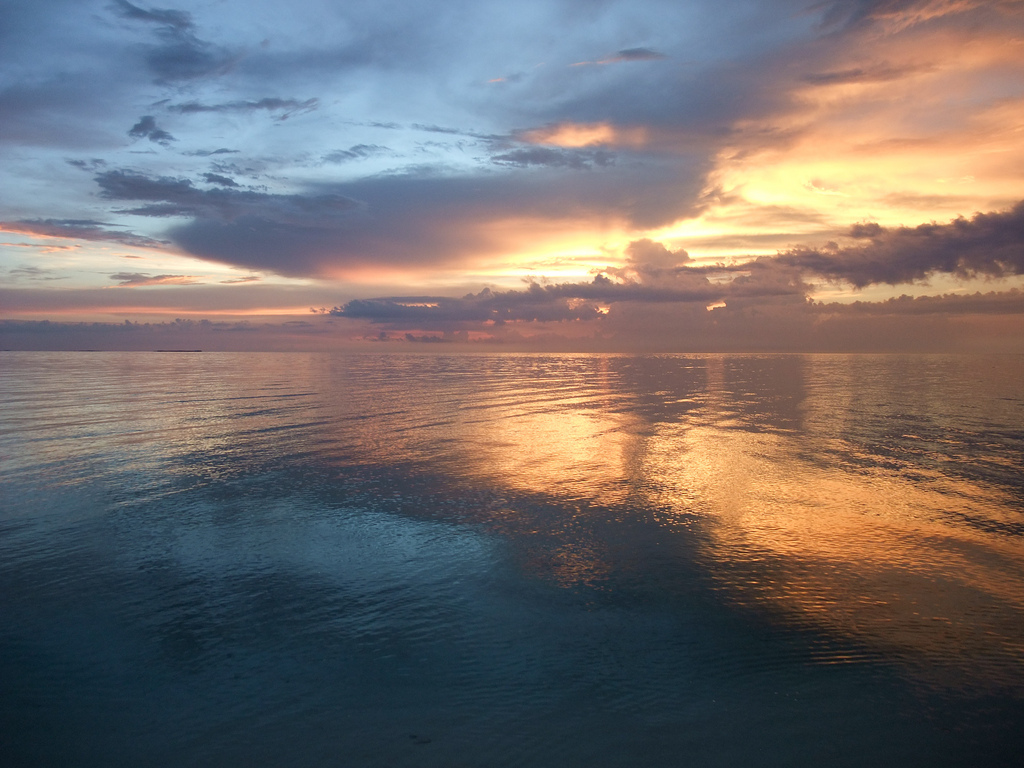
[{"x1": 2, "y1": 352, "x2": 1023, "y2": 766}]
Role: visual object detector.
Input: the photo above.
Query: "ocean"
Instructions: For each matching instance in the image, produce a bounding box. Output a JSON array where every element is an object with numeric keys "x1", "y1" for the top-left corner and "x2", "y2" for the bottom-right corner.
[{"x1": 2, "y1": 351, "x2": 1023, "y2": 767}]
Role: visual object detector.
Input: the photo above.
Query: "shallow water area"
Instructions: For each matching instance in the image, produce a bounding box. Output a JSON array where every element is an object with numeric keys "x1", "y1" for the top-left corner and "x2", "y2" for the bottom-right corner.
[{"x1": 2, "y1": 351, "x2": 1023, "y2": 767}]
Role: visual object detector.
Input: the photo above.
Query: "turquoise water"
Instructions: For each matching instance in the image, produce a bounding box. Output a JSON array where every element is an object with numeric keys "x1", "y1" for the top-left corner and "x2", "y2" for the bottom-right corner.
[{"x1": 2, "y1": 352, "x2": 1023, "y2": 766}]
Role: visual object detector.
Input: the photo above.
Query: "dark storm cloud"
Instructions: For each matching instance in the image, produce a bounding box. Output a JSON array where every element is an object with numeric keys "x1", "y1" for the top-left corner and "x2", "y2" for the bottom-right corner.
[
  {"x1": 490, "y1": 147, "x2": 614, "y2": 170},
  {"x1": 168, "y1": 98, "x2": 319, "y2": 120},
  {"x1": 774, "y1": 202, "x2": 1024, "y2": 287},
  {"x1": 128, "y1": 115, "x2": 175, "y2": 145},
  {"x1": 111, "y1": 0, "x2": 237, "y2": 83},
  {"x1": 0, "y1": 218, "x2": 166, "y2": 248}
]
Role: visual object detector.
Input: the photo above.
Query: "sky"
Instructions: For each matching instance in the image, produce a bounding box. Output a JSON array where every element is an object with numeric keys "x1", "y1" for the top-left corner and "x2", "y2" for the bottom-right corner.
[{"x1": 2, "y1": 0, "x2": 1024, "y2": 351}]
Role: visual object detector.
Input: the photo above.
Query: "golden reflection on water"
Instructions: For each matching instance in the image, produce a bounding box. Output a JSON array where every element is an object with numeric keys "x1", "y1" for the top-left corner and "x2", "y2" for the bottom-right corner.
[
  {"x1": 647, "y1": 422, "x2": 1024, "y2": 688},
  {"x1": 466, "y1": 402, "x2": 638, "y2": 500},
  {"x1": 442, "y1": 355, "x2": 1024, "y2": 689}
]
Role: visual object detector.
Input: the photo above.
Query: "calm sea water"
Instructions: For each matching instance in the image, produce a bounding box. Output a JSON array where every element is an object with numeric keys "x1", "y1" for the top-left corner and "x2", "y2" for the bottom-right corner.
[{"x1": 2, "y1": 352, "x2": 1023, "y2": 767}]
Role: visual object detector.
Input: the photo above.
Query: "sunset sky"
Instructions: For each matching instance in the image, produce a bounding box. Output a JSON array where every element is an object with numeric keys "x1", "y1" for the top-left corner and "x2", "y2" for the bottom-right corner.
[{"x1": 2, "y1": 0, "x2": 1023, "y2": 350}]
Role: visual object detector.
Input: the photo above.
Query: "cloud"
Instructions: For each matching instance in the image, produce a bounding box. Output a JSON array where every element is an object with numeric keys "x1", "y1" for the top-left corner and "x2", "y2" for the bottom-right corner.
[
  {"x1": 110, "y1": 272, "x2": 200, "y2": 286},
  {"x1": 96, "y1": 169, "x2": 357, "y2": 221},
  {"x1": 774, "y1": 201, "x2": 1024, "y2": 286},
  {"x1": 801, "y1": 63, "x2": 932, "y2": 85},
  {"x1": 66, "y1": 158, "x2": 108, "y2": 171},
  {"x1": 332, "y1": 272, "x2": 799, "y2": 329},
  {"x1": 516, "y1": 123, "x2": 648, "y2": 149},
  {"x1": 814, "y1": 0, "x2": 1012, "y2": 32},
  {"x1": 90, "y1": 161, "x2": 709, "y2": 275},
  {"x1": 168, "y1": 97, "x2": 319, "y2": 120},
  {"x1": 325, "y1": 198, "x2": 1024, "y2": 334},
  {"x1": 1, "y1": 241, "x2": 78, "y2": 253},
  {"x1": 202, "y1": 173, "x2": 239, "y2": 187},
  {"x1": 7, "y1": 265, "x2": 66, "y2": 282},
  {"x1": 826, "y1": 289, "x2": 1024, "y2": 315},
  {"x1": 0, "y1": 78, "x2": 122, "y2": 149},
  {"x1": 0, "y1": 218, "x2": 166, "y2": 248},
  {"x1": 111, "y1": 0, "x2": 237, "y2": 82},
  {"x1": 128, "y1": 115, "x2": 175, "y2": 145},
  {"x1": 110, "y1": 0, "x2": 192, "y2": 32},
  {"x1": 573, "y1": 47, "x2": 669, "y2": 66},
  {"x1": 410, "y1": 123, "x2": 500, "y2": 140},
  {"x1": 185, "y1": 148, "x2": 240, "y2": 156},
  {"x1": 602, "y1": 238, "x2": 692, "y2": 283},
  {"x1": 325, "y1": 276, "x2": 1024, "y2": 352},
  {"x1": 490, "y1": 146, "x2": 615, "y2": 170},
  {"x1": 321, "y1": 144, "x2": 389, "y2": 163},
  {"x1": 220, "y1": 275, "x2": 261, "y2": 284},
  {"x1": 608, "y1": 47, "x2": 668, "y2": 62},
  {"x1": 625, "y1": 238, "x2": 690, "y2": 268}
]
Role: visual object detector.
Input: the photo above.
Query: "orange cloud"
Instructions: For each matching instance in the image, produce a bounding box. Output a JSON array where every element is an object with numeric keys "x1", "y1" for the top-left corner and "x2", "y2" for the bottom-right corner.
[
  {"x1": 109, "y1": 272, "x2": 202, "y2": 287},
  {"x1": 517, "y1": 122, "x2": 648, "y2": 148}
]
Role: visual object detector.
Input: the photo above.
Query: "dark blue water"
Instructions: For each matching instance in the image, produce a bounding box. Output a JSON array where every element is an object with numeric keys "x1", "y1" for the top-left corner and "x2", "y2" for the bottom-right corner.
[{"x1": 2, "y1": 352, "x2": 1023, "y2": 766}]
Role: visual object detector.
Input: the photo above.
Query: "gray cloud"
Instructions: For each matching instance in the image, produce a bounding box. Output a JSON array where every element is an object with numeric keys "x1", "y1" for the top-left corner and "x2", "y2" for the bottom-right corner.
[
  {"x1": 573, "y1": 47, "x2": 669, "y2": 66},
  {"x1": 0, "y1": 218, "x2": 166, "y2": 248},
  {"x1": 0, "y1": 78, "x2": 121, "y2": 149},
  {"x1": 332, "y1": 271, "x2": 798, "y2": 329},
  {"x1": 774, "y1": 202, "x2": 1024, "y2": 287},
  {"x1": 326, "y1": 199, "x2": 1024, "y2": 333},
  {"x1": 111, "y1": 0, "x2": 237, "y2": 83},
  {"x1": 185, "y1": 148, "x2": 240, "y2": 156},
  {"x1": 97, "y1": 169, "x2": 357, "y2": 221},
  {"x1": 491, "y1": 147, "x2": 614, "y2": 170},
  {"x1": 410, "y1": 123, "x2": 500, "y2": 140},
  {"x1": 109, "y1": 272, "x2": 200, "y2": 286},
  {"x1": 91, "y1": 159, "x2": 709, "y2": 275},
  {"x1": 812, "y1": 0, "x2": 1018, "y2": 32},
  {"x1": 7, "y1": 265, "x2": 66, "y2": 282},
  {"x1": 202, "y1": 173, "x2": 239, "y2": 187},
  {"x1": 66, "y1": 158, "x2": 108, "y2": 171},
  {"x1": 128, "y1": 115, "x2": 175, "y2": 145},
  {"x1": 801, "y1": 63, "x2": 931, "y2": 85},
  {"x1": 220, "y1": 275, "x2": 261, "y2": 284},
  {"x1": 168, "y1": 97, "x2": 319, "y2": 120},
  {"x1": 321, "y1": 144, "x2": 389, "y2": 163},
  {"x1": 827, "y1": 289, "x2": 1024, "y2": 316},
  {"x1": 110, "y1": 0, "x2": 192, "y2": 32},
  {"x1": 625, "y1": 238, "x2": 690, "y2": 268},
  {"x1": 611, "y1": 47, "x2": 667, "y2": 62}
]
